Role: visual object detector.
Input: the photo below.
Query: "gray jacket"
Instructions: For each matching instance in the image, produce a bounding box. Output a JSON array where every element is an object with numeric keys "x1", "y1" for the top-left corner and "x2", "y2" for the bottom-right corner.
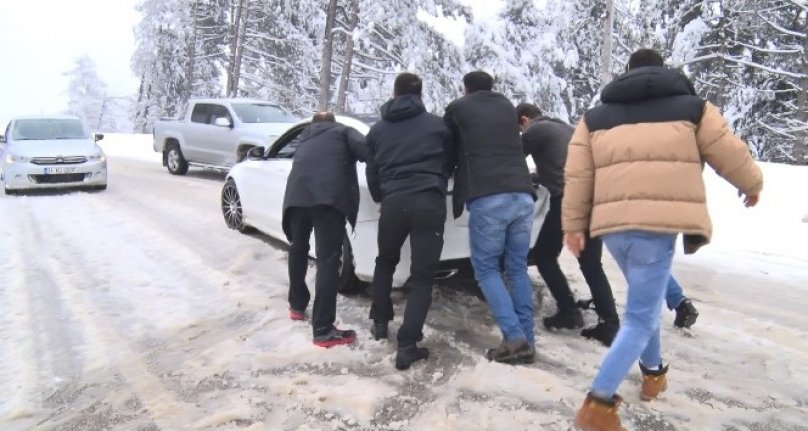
[{"x1": 522, "y1": 117, "x2": 574, "y2": 197}]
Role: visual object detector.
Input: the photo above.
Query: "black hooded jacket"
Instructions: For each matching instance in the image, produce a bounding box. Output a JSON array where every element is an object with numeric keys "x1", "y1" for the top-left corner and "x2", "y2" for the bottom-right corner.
[
  {"x1": 443, "y1": 90, "x2": 535, "y2": 218},
  {"x1": 365, "y1": 94, "x2": 455, "y2": 202},
  {"x1": 282, "y1": 121, "x2": 366, "y2": 240}
]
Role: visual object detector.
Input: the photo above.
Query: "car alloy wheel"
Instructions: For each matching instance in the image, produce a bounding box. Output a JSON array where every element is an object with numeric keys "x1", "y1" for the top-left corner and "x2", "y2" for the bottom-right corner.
[{"x1": 221, "y1": 179, "x2": 248, "y2": 232}]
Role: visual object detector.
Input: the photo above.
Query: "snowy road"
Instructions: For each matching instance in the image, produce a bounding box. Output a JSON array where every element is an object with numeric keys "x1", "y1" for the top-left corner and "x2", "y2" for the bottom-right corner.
[{"x1": 1, "y1": 137, "x2": 806, "y2": 431}]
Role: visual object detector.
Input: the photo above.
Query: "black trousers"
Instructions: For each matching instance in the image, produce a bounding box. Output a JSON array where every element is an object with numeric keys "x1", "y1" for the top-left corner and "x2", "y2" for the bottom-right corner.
[
  {"x1": 286, "y1": 205, "x2": 347, "y2": 336},
  {"x1": 370, "y1": 191, "x2": 446, "y2": 346},
  {"x1": 530, "y1": 196, "x2": 619, "y2": 324}
]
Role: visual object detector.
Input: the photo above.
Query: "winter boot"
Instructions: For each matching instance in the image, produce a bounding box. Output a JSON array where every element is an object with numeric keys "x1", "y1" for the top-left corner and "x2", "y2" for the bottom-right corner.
[
  {"x1": 581, "y1": 320, "x2": 619, "y2": 347},
  {"x1": 485, "y1": 339, "x2": 534, "y2": 364},
  {"x1": 573, "y1": 393, "x2": 627, "y2": 431},
  {"x1": 370, "y1": 320, "x2": 388, "y2": 340},
  {"x1": 543, "y1": 308, "x2": 584, "y2": 330},
  {"x1": 639, "y1": 363, "x2": 669, "y2": 400},
  {"x1": 395, "y1": 344, "x2": 429, "y2": 370},
  {"x1": 313, "y1": 328, "x2": 356, "y2": 348},
  {"x1": 674, "y1": 298, "x2": 699, "y2": 328}
]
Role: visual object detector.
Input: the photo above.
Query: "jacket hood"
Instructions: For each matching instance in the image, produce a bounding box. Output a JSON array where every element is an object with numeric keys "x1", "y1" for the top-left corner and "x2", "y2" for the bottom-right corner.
[
  {"x1": 380, "y1": 94, "x2": 426, "y2": 122},
  {"x1": 601, "y1": 66, "x2": 696, "y2": 104},
  {"x1": 299, "y1": 121, "x2": 339, "y2": 140}
]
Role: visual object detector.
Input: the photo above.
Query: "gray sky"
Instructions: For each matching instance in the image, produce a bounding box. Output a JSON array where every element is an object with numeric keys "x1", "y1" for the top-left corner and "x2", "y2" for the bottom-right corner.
[{"x1": 0, "y1": 0, "x2": 500, "y2": 129}]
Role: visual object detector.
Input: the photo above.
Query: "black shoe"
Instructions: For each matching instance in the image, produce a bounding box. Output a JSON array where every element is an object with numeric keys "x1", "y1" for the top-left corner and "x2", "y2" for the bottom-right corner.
[
  {"x1": 543, "y1": 308, "x2": 584, "y2": 330},
  {"x1": 485, "y1": 339, "x2": 534, "y2": 364},
  {"x1": 581, "y1": 320, "x2": 619, "y2": 347},
  {"x1": 395, "y1": 344, "x2": 429, "y2": 370},
  {"x1": 674, "y1": 298, "x2": 699, "y2": 328},
  {"x1": 371, "y1": 321, "x2": 388, "y2": 340},
  {"x1": 313, "y1": 328, "x2": 356, "y2": 348}
]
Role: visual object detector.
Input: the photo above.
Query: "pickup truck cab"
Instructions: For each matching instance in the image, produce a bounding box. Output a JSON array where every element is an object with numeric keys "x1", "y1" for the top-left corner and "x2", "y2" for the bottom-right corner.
[{"x1": 153, "y1": 98, "x2": 298, "y2": 175}]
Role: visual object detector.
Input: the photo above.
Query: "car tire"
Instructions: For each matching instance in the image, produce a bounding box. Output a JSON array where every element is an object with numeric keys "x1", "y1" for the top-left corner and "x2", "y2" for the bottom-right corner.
[
  {"x1": 165, "y1": 143, "x2": 189, "y2": 175},
  {"x1": 338, "y1": 236, "x2": 367, "y2": 294},
  {"x1": 221, "y1": 178, "x2": 254, "y2": 233},
  {"x1": 92, "y1": 184, "x2": 107, "y2": 191}
]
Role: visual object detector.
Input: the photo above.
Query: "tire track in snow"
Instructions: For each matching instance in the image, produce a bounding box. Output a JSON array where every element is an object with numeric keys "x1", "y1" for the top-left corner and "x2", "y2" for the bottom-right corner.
[{"x1": 20, "y1": 197, "x2": 208, "y2": 430}]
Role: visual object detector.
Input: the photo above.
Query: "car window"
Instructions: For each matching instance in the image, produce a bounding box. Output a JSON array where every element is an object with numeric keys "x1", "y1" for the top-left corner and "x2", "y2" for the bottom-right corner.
[
  {"x1": 209, "y1": 105, "x2": 232, "y2": 125},
  {"x1": 191, "y1": 104, "x2": 211, "y2": 124},
  {"x1": 232, "y1": 103, "x2": 297, "y2": 123},
  {"x1": 268, "y1": 125, "x2": 307, "y2": 158},
  {"x1": 12, "y1": 119, "x2": 88, "y2": 140}
]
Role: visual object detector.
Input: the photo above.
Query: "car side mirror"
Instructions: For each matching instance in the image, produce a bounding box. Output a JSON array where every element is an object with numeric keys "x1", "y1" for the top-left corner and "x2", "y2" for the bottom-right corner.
[
  {"x1": 247, "y1": 146, "x2": 266, "y2": 160},
  {"x1": 214, "y1": 117, "x2": 233, "y2": 128},
  {"x1": 94, "y1": 133, "x2": 104, "y2": 142},
  {"x1": 0, "y1": 135, "x2": 5, "y2": 143}
]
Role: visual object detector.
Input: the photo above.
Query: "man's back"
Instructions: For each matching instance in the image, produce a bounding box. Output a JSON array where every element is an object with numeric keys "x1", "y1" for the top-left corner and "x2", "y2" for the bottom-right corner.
[
  {"x1": 444, "y1": 90, "x2": 533, "y2": 217},
  {"x1": 522, "y1": 117, "x2": 574, "y2": 197},
  {"x1": 283, "y1": 121, "x2": 366, "y2": 236},
  {"x1": 365, "y1": 94, "x2": 453, "y2": 202}
]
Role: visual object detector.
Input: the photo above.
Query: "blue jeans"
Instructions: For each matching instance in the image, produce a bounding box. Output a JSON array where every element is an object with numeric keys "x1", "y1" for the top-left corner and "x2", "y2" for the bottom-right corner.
[
  {"x1": 666, "y1": 276, "x2": 685, "y2": 310},
  {"x1": 468, "y1": 193, "x2": 535, "y2": 346},
  {"x1": 592, "y1": 231, "x2": 676, "y2": 398}
]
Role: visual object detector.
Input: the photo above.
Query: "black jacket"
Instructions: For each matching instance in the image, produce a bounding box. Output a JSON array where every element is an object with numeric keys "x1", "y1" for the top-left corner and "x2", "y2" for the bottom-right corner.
[
  {"x1": 522, "y1": 117, "x2": 574, "y2": 197},
  {"x1": 282, "y1": 122, "x2": 367, "y2": 240},
  {"x1": 365, "y1": 94, "x2": 455, "y2": 202},
  {"x1": 443, "y1": 90, "x2": 534, "y2": 218},
  {"x1": 586, "y1": 66, "x2": 703, "y2": 132}
]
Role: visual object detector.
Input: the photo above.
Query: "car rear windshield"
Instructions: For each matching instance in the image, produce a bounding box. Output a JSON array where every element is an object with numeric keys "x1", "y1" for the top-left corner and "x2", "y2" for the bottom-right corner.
[
  {"x1": 232, "y1": 103, "x2": 297, "y2": 124},
  {"x1": 12, "y1": 119, "x2": 88, "y2": 140}
]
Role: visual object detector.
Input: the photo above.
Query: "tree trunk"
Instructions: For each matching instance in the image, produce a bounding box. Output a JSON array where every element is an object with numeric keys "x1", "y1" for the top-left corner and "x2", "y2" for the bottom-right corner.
[
  {"x1": 336, "y1": 0, "x2": 359, "y2": 113},
  {"x1": 600, "y1": 0, "x2": 615, "y2": 87},
  {"x1": 227, "y1": 0, "x2": 245, "y2": 97},
  {"x1": 318, "y1": 0, "x2": 338, "y2": 111},
  {"x1": 232, "y1": 1, "x2": 250, "y2": 97},
  {"x1": 186, "y1": 0, "x2": 199, "y2": 102}
]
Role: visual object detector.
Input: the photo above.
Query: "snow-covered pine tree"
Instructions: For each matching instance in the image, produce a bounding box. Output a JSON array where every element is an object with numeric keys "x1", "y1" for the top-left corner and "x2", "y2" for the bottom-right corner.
[
  {"x1": 464, "y1": 0, "x2": 569, "y2": 120},
  {"x1": 131, "y1": 0, "x2": 193, "y2": 132},
  {"x1": 64, "y1": 55, "x2": 108, "y2": 131}
]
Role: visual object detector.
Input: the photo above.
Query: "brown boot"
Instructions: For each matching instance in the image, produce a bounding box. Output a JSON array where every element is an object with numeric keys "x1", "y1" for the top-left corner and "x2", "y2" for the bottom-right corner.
[
  {"x1": 639, "y1": 363, "x2": 669, "y2": 400},
  {"x1": 574, "y1": 393, "x2": 627, "y2": 431}
]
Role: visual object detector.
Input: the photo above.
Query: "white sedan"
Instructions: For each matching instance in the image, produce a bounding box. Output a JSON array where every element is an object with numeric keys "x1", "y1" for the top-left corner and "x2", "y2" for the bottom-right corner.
[
  {"x1": 1, "y1": 115, "x2": 107, "y2": 194},
  {"x1": 220, "y1": 116, "x2": 550, "y2": 291}
]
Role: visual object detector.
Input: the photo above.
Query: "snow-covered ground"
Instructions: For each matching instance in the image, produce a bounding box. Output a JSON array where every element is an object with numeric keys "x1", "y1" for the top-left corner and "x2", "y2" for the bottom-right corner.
[{"x1": 0, "y1": 134, "x2": 805, "y2": 431}]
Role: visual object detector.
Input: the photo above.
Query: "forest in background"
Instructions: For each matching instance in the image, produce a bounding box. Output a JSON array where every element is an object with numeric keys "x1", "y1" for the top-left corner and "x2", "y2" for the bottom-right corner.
[{"x1": 66, "y1": 0, "x2": 807, "y2": 164}]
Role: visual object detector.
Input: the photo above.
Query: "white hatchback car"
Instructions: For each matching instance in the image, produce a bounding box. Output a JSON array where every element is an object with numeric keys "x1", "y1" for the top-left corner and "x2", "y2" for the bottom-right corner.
[
  {"x1": 221, "y1": 116, "x2": 550, "y2": 291},
  {"x1": 0, "y1": 116, "x2": 108, "y2": 194}
]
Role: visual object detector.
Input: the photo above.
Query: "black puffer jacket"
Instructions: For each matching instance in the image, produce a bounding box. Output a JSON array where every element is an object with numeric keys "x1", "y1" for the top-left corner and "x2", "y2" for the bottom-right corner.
[
  {"x1": 444, "y1": 90, "x2": 534, "y2": 218},
  {"x1": 365, "y1": 94, "x2": 454, "y2": 202},
  {"x1": 282, "y1": 122, "x2": 366, "y2": 240}
]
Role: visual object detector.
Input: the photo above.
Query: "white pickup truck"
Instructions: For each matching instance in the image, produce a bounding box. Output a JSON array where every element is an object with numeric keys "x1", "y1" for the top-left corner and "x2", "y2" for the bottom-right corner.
[{"x1": 153, "y1": 98, "x2": 299, "y2": 175}]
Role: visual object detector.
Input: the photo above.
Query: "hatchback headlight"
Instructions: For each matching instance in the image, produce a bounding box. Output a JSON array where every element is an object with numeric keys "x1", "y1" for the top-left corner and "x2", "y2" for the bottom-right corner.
[{"x1": 4, "y1": 153, "x2": 29, "y2": 164}]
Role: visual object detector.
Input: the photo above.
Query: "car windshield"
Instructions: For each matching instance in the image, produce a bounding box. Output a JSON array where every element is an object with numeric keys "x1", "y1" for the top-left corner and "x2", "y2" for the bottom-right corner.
[
  {"x1": 12, "y1": 119, "x2": 88, "y2": 140},
  {"x1": 231, "y1": 103, "x2": 297, "y2": 124}
]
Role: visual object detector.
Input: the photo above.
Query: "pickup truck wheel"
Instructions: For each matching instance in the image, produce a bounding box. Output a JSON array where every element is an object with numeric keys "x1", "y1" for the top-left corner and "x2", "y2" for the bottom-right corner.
[
  {"x1": 337, "y1": 236, "x2": 367, "y2": 294},
  {"x1": 221, "y1": 179, "x2": 253, "y2": 233},
  {"x1": 166, "y1": 144, "x2": 189, "y2": 175}
]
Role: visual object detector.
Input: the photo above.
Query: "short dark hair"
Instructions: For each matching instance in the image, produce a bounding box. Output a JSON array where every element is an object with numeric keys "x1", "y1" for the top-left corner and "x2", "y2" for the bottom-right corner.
[
  {"x1": 311, "y1": 112, "x2": 335, "y2": 123},
  {"x1": 515, "y1": 103, "x2": 542, "y2": 121},
  {"x1": 463, "y1": 71, "x2": 494, "y2": 93},
  {"x1": 628, "y1": 49, "x2": 664, "y2": 70},
  {"x1": 394, "y1": 72, "x2": 422, "y2": 97}
]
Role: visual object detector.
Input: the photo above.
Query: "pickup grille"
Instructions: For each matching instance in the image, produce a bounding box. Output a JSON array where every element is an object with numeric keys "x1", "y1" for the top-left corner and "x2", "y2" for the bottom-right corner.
[
  {"x1": 29, "y1": 173, "x2": 89, "y2": 184},
  {"x1": 31, "y1": 156, "x2": 88, "y2": 165}
]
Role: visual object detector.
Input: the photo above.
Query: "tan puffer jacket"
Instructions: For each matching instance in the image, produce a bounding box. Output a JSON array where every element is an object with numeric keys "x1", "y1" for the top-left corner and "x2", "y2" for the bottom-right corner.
[{"x1": 562, "y1": 67, "x2": 763, "y2": 254}]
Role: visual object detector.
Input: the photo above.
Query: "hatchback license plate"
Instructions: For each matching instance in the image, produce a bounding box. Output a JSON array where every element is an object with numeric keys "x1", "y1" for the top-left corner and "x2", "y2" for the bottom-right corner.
[{"x1": 44, "y1": 167, "x2": 78, "y2": 174}]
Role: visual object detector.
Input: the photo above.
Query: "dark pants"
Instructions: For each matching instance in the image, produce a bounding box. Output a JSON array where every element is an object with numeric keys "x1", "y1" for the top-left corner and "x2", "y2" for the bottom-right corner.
[
  {"x1": 286, "y1": 205, "x2": 347, "y2": 336},
  {"x1": 530, "y1": 196, "x2": 619, "y2": 324},
  {"x1": 370, "y1": 191, "x2": 446, "y2": 346}
]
